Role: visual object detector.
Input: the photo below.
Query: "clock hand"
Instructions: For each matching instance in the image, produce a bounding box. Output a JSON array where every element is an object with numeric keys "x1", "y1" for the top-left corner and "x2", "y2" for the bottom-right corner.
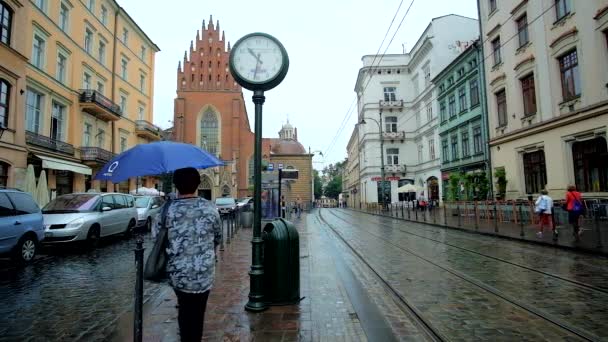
[{"x1": 248, "y1": 48, "x2": 263, "y2": 64}]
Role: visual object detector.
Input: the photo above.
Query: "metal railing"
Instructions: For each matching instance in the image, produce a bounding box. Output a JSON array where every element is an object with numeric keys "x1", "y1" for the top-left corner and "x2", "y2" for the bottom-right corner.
[
  {"x1": 26, "y1": 131, "x2": 75, "y2": 155},
  {"x1": 385, "y1": 164, "x2": 406, "y2": 173},
  {"x1": 382, "y1": 131, "x2": 406, "y2": 141},
  {"x1": 135, "y1": 120, "x2": 161, "y2": 137},
  {"x1": 79, "y1": 89, "x2": 122, "y2": 117},
  {"x1": 80, "y1": 147, "x2": 114, "y2": 163},
  {"x1": 379, "y1": 99, "x2": 404, "y2": 109}
]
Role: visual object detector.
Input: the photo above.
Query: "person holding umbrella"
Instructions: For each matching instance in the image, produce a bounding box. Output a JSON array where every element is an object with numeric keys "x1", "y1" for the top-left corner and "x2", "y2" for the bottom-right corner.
[{"x1": 152, "y1": 167, "x2": 221, "y2": 341}]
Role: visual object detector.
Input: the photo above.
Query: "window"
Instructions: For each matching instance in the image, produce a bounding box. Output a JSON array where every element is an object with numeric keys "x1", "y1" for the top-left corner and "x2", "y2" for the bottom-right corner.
[
  {"x1": 386, "y1": 148, "x2": 399, "y2": 165},
  {"x1": 83, "y1": 123, "x2": 92, "y2": 146},
  {"x1": 101, "y1": 195, "x2": 113, "y2": 209},
  {"x1": 33, "y1": 0, "x2": 45, "y2": 10},
  {"x1": 56, "y1": 52, "x2": 67, "y2": 83},
  {"x1": 0, "y1": 173, "x2": 9, "y2": 196},
  {"x1": 439, "y1": 85, "x2": 445, "y2": 93},
  {"x1": 138, "y1": 105, "x2": 144, "y2": 120},
  {"x1": 572, "y1": 137, "x2": 608, "y2": 192},
  {"x1": 383, "y1": 87, "x2": 396, "y2": 102},
  {"x1": 417, "y1": 144, "x2": 423, "y2": 163},
  {"x1": 98, "y1": 41, "x2": 106, "y2": 65},
  {"x1": 25, "y1": 89, "x2": 43, "y2": 133},
  {"x1": 424, "y1": 66, "x2": 431, "y2": 87},
  {"x1": 139, "y1": 74, "x2": 145, "y2": 93},
  {"x1": 120, "y1": 95, "x2": 127, "y2": 112},
  {"x1": 84, "y1": 29, "x2": 93, "y2": 53},
  {"x1": 448, "y1": 95, "x2": 456, "y2": 117},
  {"x1": 458, "y1": 88, "x2": 467, "y2": 112},
  {"x1": 100, "y1": 5, "x2": 108, "y2": 26},
  {"x1": 415, "y1": 111, "x2": 421, "y2": 128},
  {"x1": 440, "y1": 102, "x2": 446, "y2": 122},
  {"x1": 385, "y1": 116, "x2": 397, "y2": 133},
  {"x1": 51, "y1": 102, "x2": 65, "y2": 141},
  {"x1": 555, "y1": 0, "x2": 570, "y2": 21},
  {"x1": 0, "y1": 2, "x2": 11, "y2": 45},
  {"x1": 87, "y1": 0, "x2": 95, "y2": 11},
  {"x1": 457, "y1": 68, "x2": 465, "y2": 78},
  {"x1": 470, "y1": 58, "x2": 478, "y2": 68},
  {"x1": 470, "y1": 79, "x2": 480, "y2": 107},
  {"x1": 559, "y1": 50, "x2": 581, "y2": 101},
  {"x1": 473, "y1": 127, "x2": 483, "y2": 154},
  {"x1": 491, "y1": 37, "x2": 501, "y2": 66},
  {"x1": 429, "y1": 139, "x2": 436, "y2": 160},
  {"x1": 521, "y1": 74, "x2": 537, "y2": 116},
  {"x1": 122, "y1": 28, "x2": 128, "y2": 44},
  {"x1": 489, "y1": 0, "x2": 496, "y2": 13},
  {"x1": 83, "y1": 72, "x2": 92, "y2": 90},
  {"x1": 112, "y1": 195, "x2": 127, "y2": 209},
  {"x1": 0, "y1": 79, "x2": 10, "y2": 128},
  {"x1": 59, "y1": 3, "x2": 69, "y2": 32},
  {"x1": 97, "y1": 81, "x2": 104, "y2": 94},
  {"x1": 426, "y1": 104, "x2": 433, "y2": 121},
  {"x1": 97, "y1": 128, "x2": 105, "y2": 148},
  {"x1": 523, "y1": 150, "x2": 547, "y2": 194},
  {"x1": 120, "y1": 137, "x2": 127, "y2": 152},
  {"x1": 451, "y1": 136, "x2": 459, "y2": 160},
  {"x1": 200, "y1": 108, "x2": 219, "y2": 156},
  {"x1": 442, "y1": 139, "x2": 449, "y2": 161},
  {"x1": 121, "y1": 58, "x2": 128, "y2": 79},
  {"x1": 32, "y1": 35, "x2": 45, "y2": 68},
  {"x1": 140, "y1": 45, "x2": 146, "y2": 60},
  {"x1": 448, "y1": 77, "x2": 454, "y2": 86},
  {"x1": 517, "y1": 14, "x2": 529, "y2": 47},
  {"x1": 8, "y1": 193, "x2": 39, "y2": 215},
  {"x1": 462, "y1": 131, "x2": 470, "y2": 157},
  {"x1": 496, "y1": 89, "x2": 507, "y2": 127}
]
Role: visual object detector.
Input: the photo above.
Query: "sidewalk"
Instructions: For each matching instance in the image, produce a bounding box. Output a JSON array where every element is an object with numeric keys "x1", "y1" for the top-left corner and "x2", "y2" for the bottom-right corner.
[{"x1": 120, "y1": 213, "x2": 367, "y2": 342}]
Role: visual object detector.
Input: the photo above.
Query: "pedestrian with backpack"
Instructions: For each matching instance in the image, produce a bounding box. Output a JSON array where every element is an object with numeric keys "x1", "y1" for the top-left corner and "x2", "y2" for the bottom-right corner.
[
  {"x1": 534, "y1": 189, "x2": 553, "y2": 238},
  {"x1": 564, "y1": 185, "x2": 584, "y2": 242}
]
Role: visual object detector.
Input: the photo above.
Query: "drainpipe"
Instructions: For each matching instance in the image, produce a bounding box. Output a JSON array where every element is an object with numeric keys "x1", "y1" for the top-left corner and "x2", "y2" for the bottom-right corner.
[
  {"x1": 476, "y1": 0, "x2": 494, "y2": 200},
  {"x1": 110, "y1": 6, "x2": 119, "y2": 191}
]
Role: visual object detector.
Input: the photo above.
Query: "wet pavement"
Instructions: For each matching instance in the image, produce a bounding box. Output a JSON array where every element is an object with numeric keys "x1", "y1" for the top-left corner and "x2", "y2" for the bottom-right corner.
[
  {"x1": 320, "y1": 208, "x2": 608, "y2": 341},
  {"x1": 0, "y1": 234, "x2": 162, "y2": 342}
]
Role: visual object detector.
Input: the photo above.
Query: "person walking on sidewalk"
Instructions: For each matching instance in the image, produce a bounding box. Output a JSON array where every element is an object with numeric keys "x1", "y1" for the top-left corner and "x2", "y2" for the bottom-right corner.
[
  {"x1": 564, "y1": 185, "x2": 584, "y2": 242},
  {"x1": 296, "y1": 196, "x2": 302, "y2": 218},
  {"x1": 153, "y1": 167, "x2": 222, "y2": 342},
  {"x1": 534, "y1": 189, "x2": 553, "y2": 238}
]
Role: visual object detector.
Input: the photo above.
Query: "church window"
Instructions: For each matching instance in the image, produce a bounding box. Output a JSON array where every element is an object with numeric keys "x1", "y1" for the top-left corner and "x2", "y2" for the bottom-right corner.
[
  {"x1": 200, "y1": 61, "x2": 203, "y2": 68},
  {"x1": 208, "y1": 61, "x2": 211, "y2": 68},
  {"x1": 248, "y1": 157, "x2": 254, "y2": 186},
  {"x1": 200, "y1": 74, "x2": 203, "y2": 81},
  {"x1": 217, "y1": 61, "x2": 220, "y2": 68},
  {"x1": 225, "y1": 75, "x2": 228, "y2": 82},
  {"x1": 217, "y1": 74, "x2": 220, "y2": 81},
  {"x1": 208, "y1": 74, "x2": 211, "y2": 81},
  {"x1": 200, "y1": 108, "x2": 219, "y2": 156}
]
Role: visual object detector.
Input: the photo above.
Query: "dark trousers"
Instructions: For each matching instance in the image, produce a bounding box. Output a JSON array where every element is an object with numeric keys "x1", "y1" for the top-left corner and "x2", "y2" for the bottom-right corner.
[{"x1": 174, "y1": 289, "x2": 211, "y2": 342}]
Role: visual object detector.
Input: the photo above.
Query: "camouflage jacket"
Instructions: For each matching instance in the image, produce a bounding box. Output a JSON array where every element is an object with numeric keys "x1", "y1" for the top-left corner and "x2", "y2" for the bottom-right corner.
[{"x1": 153, "y1": 197, "x2": 221, "y2": 293}]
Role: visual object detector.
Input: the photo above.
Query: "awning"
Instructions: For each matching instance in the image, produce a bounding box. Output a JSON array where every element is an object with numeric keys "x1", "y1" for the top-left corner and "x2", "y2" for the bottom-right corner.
[{"x1": 35, "y1": 154, "x2": 92, "y2": 175}]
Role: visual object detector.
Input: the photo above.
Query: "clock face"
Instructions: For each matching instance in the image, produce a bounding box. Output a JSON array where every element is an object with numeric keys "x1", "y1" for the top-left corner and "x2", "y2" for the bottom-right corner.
[{"x1": 230, "y1": 34, "x2": 288, "y2": 88}]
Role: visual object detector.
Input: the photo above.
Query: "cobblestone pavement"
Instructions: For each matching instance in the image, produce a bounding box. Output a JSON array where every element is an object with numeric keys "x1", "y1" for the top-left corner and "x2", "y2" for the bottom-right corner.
[
  {"x1": 0, "y1": 234, "x2": 162, "y2": 342},
  {"x1": 320, "y1": 208, "x2": 608, "y2": 341}
]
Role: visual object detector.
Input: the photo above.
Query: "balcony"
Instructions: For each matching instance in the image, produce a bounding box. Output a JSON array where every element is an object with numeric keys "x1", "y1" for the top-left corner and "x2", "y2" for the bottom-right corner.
[
  {"x1": 26, "y1": 131, "x2": 75, "y2": 155},
  {"x1": 80, "y1": 147, "x2": 114, "y2": 165},
  {"x1": 135, "y1": 120, "x2": 162, "y2": 141},
  {"x1": 79, "y1": 90, "x2": 122, "y2": 121},
  {"x1": 382, "y1": 131, "x2": 406, "y2": 142},
  {"x1": 385, "y1": 164, "x2": 406, "y2": 173},
  {"x1": 379, "y1": 99, "x2": 404, "y2": 112}
]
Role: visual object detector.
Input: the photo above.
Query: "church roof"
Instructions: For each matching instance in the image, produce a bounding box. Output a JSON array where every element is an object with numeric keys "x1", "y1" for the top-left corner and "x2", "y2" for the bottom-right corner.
[{"x1": 271, "y1": 139, "x2": 307, "y2": 155}]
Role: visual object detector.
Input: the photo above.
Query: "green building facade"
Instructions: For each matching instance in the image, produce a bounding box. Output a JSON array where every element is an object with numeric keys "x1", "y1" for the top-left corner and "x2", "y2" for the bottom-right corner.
[{"x1": 435, "y1": 41, "x2": 490, "y2": 201}]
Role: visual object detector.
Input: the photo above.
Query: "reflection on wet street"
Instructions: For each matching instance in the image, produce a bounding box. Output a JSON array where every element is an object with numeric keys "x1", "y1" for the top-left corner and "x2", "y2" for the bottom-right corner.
[
  {"x1": 0, "y1": 234, "x2": 161, "y2": 342},
  {"x1": 318, "y1": 208, "x2": 608, "y2": 341}
]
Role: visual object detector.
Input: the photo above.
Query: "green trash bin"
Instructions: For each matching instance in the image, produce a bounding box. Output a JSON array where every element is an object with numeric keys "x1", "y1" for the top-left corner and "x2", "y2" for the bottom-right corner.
[{"x1": 262, "y1": 218, "x2": 300, "y2": 304}]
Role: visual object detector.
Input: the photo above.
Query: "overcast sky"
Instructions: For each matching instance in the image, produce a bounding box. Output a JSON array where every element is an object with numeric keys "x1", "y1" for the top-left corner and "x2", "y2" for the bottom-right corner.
[{"x1": 120, "y1": 0, "x2": 478, "y2": 169}]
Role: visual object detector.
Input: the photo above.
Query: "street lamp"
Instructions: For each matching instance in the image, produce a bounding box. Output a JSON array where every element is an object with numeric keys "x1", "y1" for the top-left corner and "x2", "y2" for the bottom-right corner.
[
  {"x1": 309, "y1": 148, "x2": 323, "y2": 208},
  {"x1": 358, "y1": 114, "x2": 386, "y2": 210}
]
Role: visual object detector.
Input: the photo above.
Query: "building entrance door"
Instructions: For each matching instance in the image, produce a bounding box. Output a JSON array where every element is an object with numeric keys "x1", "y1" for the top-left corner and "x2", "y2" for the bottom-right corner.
[
  {"x1": 55, "y1": 171, "x2": 73, "y2": 196},
  {"x1": 198, "y1": 176, "x2": 212, "y2": 200},
  {"x1": 198, "y1": 189, "x2": 212, "y2": 200}
]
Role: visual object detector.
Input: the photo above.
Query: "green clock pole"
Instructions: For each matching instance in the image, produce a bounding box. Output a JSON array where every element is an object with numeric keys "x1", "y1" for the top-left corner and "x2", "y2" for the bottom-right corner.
[{"x1": 245, "y1": 89, "x2": 267, "y2": 312}]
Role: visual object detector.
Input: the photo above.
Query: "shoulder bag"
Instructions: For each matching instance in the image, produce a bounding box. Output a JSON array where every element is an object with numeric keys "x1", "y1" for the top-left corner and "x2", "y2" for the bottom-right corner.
[{"x1": 144, "y1": 200, "x2": 171, "y2": 282}]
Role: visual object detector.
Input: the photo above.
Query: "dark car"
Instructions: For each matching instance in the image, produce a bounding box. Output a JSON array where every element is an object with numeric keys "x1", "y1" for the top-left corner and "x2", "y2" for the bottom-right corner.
[{"x1": 215, "y1": 197, "x2": 237, "y2": 215}]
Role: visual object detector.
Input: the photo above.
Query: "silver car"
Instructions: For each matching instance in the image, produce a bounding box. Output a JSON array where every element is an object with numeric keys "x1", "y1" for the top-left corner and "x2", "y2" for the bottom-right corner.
[
  {"x1": 42, "y1": 193, "x2": 138, "y2": 246},
  {"x1": 134, "y1": 196, "x2": 163, "y2": 231}
]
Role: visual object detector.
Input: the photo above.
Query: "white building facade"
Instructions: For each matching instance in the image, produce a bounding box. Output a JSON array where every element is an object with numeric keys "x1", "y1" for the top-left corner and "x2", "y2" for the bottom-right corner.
[
  {"x1": 354, "y1": 15, "x2": 479, "y2": 204},
  {"x1": 479, "y1": 0, "x2": 608, "y2": 199}
]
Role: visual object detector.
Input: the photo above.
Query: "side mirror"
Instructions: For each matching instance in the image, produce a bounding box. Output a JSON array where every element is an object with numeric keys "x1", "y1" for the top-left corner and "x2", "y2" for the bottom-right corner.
[
  {"x1": 151, "y1": 204, "x2": 159, "y2": 209},
  {"x1": 102, "y1": 206, "x2": 112, "y2": 212}
]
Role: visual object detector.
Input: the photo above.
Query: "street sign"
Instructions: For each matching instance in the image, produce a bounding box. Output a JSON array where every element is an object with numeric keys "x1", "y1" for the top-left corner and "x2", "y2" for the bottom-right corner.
[
  {"x1": 268, "y1": 163, "x2": 274, "y2": 171},
  {"x1": 278, "y1": 163, "x2": 284, "y2": 170},
  {"x1": 281, "y1": 169, "x2": 299, "y2": 179}
]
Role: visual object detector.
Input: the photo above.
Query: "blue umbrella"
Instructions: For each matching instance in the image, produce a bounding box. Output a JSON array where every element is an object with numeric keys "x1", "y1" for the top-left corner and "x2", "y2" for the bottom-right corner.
[{"x1": 94, "y1": 141, "x2": 223, "y2": 182}]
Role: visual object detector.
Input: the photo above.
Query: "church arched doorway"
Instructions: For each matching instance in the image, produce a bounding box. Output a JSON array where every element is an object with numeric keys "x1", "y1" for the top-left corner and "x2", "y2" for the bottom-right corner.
[
  {"x1": 198, "y1": 175, "x2": 212, "y2": 200},
  {"x1": 427, "y1": 176, "x2": 439, "y2": 201},
  {"x1": 221, "y1": 185, "x2": 231, "y2": 197}
]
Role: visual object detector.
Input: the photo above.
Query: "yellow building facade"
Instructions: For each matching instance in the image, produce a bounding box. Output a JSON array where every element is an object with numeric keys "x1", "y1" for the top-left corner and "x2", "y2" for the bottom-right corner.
[{"x1": 0, "y1": 0, "x2": 160, "y2": 196}]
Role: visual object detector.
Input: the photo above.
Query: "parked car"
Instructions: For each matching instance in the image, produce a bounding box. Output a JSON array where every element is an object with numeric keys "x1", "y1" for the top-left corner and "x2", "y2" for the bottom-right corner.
[
  {"x1": 42, "y1": 193, "x2": 137, "y2": 247},
  {"x1": 134, "y1": 195, "x2": 163, "y2": 231},
  {"x1": 215, "y1": 197, "x2": 237, "y2": 215},
  {"x1": 0, "y1": 189, "x2": 44, "y2": 263},
  {"x1": 237, "y1": 197, "x2": 253, "y2": 211}
]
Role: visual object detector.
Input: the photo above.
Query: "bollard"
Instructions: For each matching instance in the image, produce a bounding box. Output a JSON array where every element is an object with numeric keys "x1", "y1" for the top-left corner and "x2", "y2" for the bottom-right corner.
[
  {"x1": 457, "y1": 203, "x2": 461, "y2": 227},
  {"x1": 220, "y1": 217, "x2": 225, "y2": 251},
  {"x1": 551, "y1": 210, "x2": 558, "y2": 242},
  {"x1": 443, "y1": 202, "x2": 448, "y2": 226},
  {"x1": 401, "y1": 203, "x2": 404, "y2": 218},
  {"x1": 493, "y1": 201, "x2": 499, "y2": 233},
  {"x1": 415, "y1": 205, "x2": 418, "y2": 221},
  {"x1": 408, "y1": 202, "x2": 411, "y2": 220},
  {"x1": 423, "y1": 204, "x2": 426, "y2": 222},
  {"x1": 519, "y1": 204, "x2": 524, "y2": 237},
  {"x1": 133, "y1": 235, "x2": 144, "y2": 342},
  {"x1": 474, "y1": 201, "x2": 479, "y2": 230},
  {"x1": 595, "y1": 206, "x2": 603, "y2": 249},
  {"x1": 226, "y1": 215, "x2": 231, "y2": 244}
]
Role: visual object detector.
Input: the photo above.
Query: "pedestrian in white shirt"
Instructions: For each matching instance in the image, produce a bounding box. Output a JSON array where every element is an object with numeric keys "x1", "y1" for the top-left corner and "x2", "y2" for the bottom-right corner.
[{"x1": 535, "y1": 189, "x2": 553, "y2": 238}]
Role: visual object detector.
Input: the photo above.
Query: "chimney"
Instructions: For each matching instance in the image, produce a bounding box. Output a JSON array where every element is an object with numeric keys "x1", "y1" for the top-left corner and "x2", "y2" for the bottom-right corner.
[{"x1": 295, "y1": 127, "x2": 298, "y2": 141}]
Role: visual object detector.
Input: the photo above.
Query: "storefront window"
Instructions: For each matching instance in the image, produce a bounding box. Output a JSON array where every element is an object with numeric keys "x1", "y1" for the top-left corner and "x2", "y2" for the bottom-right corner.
[
  {"x1": 523, "y1": 150, "x2": 547, "y2": 194},
  {"x1": 572, "y1": 137, "x2": 608, "y2": 192},
  {"x1": 0, "y1": 161, "x2": 8, "y2": 187}
]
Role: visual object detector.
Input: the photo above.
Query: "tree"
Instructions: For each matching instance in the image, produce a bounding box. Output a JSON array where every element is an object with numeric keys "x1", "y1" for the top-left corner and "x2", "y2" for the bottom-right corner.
[
  {"x1": 324, "y1": 175, "x2": 342, "y2": 199},
  {"x1": 313, "y1": 169, "x2": 323, "y2": 199}
]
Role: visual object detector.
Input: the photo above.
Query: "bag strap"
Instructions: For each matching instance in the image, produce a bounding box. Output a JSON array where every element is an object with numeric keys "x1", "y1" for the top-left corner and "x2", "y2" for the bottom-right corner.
[{"x1": 160, "y1": 199, "x2": 172, "y2": 232}]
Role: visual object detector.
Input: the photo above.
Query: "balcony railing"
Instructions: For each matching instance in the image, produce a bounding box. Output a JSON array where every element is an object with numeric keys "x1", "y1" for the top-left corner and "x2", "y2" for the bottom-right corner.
[
  {"x1": 80, "y1": 147, "x2": 114, "y2": 164},
  {"x1": 382, "y1": 131, "x2": 406, "y2": 141},
  {"x1": 79, "y1": 90, "x2": 122, "y2": 121},
  {"x1": 26, "y1": 131, "x2": 75, "y2": 155},
  {"x1": 379, "y1": 99, "x2": 404, "y2": 111},
  {"x1": 385, "y1": 164, "x2": 406, "y2": 173},
  {"x1": 135, "y1": 120, "x2": 162, "y2": 140}
]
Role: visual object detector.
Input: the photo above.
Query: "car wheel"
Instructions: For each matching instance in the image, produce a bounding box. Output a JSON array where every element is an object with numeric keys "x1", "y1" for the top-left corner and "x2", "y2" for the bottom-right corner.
[
  {"x1": 87, "y1": 225, "x2": 101, "y2": 249},
  {"x1": 12, "y1": 234, "x2": 37, "y2": 263},
  {"x1": 124, "y1": 219, "x2": 136, "y2": 237},
  {"x1": 145, "y1": 217, "x2": 152, "y2": 232}
]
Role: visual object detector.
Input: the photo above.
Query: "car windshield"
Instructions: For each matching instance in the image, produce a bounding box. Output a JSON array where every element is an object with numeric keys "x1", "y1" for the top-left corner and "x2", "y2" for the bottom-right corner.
[
  {"x1": 215, "y1": 198, "x2": 235, "y2": 205},
  {"x1": 135, "y1": 197, "x2": 151, "y2": 208},
  {"x1": 43, "y1": 194, "x2": 99, "y2": 213}
]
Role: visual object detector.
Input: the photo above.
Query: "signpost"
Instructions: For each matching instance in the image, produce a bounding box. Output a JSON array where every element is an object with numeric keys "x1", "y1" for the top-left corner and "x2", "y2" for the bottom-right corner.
[{"x1": 229, "y1": 32, "x2": 289, "y2": 313}]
